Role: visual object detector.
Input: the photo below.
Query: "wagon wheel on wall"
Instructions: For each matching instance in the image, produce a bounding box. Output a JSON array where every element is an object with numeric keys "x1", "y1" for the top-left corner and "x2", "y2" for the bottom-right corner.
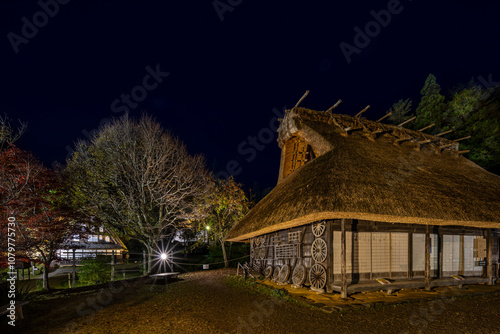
[
  {"x1": 312, "y1": 221, "x2": 326, "y2": 237},
  {"x1": 311, "y1": 238, "x2": 327, "y2": 263},
  {"x1": 278, "y1": 264, "x2": 290, "y2": 284},
  {"x1": 272, "y1": 266, "x2": 280, "y2": 282},
  {"x1": 264, "y1": 265, "x2": 273, "y2": 279},
  {"x1": 291, "y1": 264, "x2": 306, "y2": 286},
  {"x1": 309, "y1": 263, "x2": 327, "y2": 290}
]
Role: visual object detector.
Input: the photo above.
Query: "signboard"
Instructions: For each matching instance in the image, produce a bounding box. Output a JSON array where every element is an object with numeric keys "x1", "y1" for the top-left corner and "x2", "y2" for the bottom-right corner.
[{"x1": 475, "y1": 260, "x2": 486, "y2": 266}]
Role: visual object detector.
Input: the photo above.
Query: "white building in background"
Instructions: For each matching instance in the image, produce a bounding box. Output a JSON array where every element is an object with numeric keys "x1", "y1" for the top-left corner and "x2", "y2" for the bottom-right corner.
[{"x1": 56, "y1": 226, "x2": 127, "y2": 264}]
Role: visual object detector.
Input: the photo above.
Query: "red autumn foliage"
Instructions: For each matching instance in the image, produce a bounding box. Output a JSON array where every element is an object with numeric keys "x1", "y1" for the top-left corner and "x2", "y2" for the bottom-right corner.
[{"x1": 1, "y1": 146, "x2": 83, "y2": 289}]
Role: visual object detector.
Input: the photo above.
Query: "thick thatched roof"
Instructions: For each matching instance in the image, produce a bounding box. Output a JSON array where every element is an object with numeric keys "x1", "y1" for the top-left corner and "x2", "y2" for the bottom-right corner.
[{"x1": 226, "y1": 108, "x2": 500, "y2": 242}]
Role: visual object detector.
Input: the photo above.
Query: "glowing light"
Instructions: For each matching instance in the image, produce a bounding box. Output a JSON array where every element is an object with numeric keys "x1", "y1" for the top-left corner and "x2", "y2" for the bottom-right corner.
[
  {"x1": 160, "y1": 253, "x2": 167, "y2": 260},
  {"x1": 206, "y1": 226, "x2": 210, "y2": 230}
]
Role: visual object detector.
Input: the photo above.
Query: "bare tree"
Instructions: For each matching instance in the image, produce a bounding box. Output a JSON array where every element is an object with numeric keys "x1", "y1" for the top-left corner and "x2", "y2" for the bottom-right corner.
[
  {"x1": 65, "y1": 115, "x2": 212, "y2": 272},
  {"x1": 0, "y1": 114, "x2": 27, "y2": 152}
]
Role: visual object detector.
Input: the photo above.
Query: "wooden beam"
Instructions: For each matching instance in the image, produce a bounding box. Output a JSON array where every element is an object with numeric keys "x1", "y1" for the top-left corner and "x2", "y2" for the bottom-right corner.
[
  {"x1": 439, "y1": 143, "x2": 453, "y2": 149},
  {"x1": 454, "y1": 136, "x2": 471, "y2": 142},
  {"x1": 408, "y1": 233, "x2": 413, "y2": 279},
  {"x1": 295, "y1": 90, "x2": 310, "y2": 108},
  {"x1": 418, "y1": 123, "x2": 435, "y2": 132},
  {"x1": 355, "y1": 105, "x2": 371, "y2": 118},
  {"x1": 397, "y1": 116, "x2": 416, "y2": 128},
  {"x1": 425, "y1": 225, "x2": 431, "y2": 290},
  {"x1": 341, "y1": 218, "x2": 347, "y2": 299},
  {"x1": 457, "y1": 150, "x2": 470, "y2": 155},
  {"x1": 395, "y1": 136, "x2": 412, "y2": 144},
  {"x1": 435, "y1": 130, "x2": 452, "y2": 137},
  {"x1": 377, "y1": 112, "x2": 391, "y2": 122},
  {"x1": 326, "y1": 99, "x2": 342, "y2": 112},
  {"x1": 486, "y1": 230, "x2": 494, "y2": 285},
  {"x1": 417, "y1": 139, "x2": 432, "y2": 145},
  {"x1": 326, "y1": 220, "x2": 333, "y2": 293}
]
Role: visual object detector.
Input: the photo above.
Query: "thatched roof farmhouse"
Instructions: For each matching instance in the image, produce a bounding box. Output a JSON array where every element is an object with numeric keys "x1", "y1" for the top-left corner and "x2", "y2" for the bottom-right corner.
[{"x1": 227, "y1": 104, "x2": 499, "y2": 296}]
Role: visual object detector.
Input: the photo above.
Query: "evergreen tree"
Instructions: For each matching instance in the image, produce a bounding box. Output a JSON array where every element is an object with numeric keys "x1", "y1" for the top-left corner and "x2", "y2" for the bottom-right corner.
[
  {"x1": 386, "y1": 98, "x2": 413, "y2": 125},
  {"x1": 415, "y1": 74, "x2": 447, "y2": 130}
]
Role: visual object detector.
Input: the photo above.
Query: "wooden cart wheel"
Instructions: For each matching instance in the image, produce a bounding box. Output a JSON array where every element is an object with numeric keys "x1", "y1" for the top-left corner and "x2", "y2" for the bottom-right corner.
[
  {"x1": 312, "y1": 221, "x2": 326, "y2": 237},
  {"x1": 278, "y1": 264, "x2": 290, "y2": 284},
  {"x1": 311, "y1": 238, "x2": 327, "y2": 263},
  {"x1": 309, "y1": 263, "x2": 327, "y2": 290},
  {"x1": 264, "y1": 265, "x2": 273, "y2": 279},
  {"x1": 291, "y1": 264, "x2": 306, "y2": 286},
  {"x1": 272, "y1": 266, "x2": 280, "y2": 282}
]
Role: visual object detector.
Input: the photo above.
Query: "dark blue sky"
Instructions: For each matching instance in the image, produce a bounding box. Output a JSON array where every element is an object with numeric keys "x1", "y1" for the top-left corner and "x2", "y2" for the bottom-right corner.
[{"x1": 1, "y1": 0, "x2": 499, "y2": 190}]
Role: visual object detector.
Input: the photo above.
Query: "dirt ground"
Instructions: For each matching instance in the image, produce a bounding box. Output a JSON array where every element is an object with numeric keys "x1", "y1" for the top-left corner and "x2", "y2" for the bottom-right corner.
[{"x1": 2, "y1": 269, "x2": 500, "y2": 334}]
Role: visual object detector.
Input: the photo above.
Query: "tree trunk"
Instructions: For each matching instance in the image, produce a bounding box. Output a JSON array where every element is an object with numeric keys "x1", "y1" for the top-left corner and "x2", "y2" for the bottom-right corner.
[
  {"x1": 221, "y1": 239, "x2": 229, "y2": 268},
  {"x1": 42, "y1": 264, "x2": 50, "y2": 290}
]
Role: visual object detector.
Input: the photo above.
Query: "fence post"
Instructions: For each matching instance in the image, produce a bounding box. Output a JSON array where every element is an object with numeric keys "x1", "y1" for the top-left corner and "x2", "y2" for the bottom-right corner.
[
  {"x1": 111, "y1": 250, "x2": 115, "y2": 281},
  {"x1": 72, "y1": 249, "x2": 76, "y2": 288}
]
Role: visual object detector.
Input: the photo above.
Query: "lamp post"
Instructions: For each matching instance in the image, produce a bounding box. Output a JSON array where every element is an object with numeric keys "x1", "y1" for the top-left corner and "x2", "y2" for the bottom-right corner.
[{"x1": 205, "y1": 225, "x2": 210, "y2": 244}]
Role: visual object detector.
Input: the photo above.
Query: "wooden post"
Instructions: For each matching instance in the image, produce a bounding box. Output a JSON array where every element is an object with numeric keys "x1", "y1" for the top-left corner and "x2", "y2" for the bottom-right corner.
[
  {"x1": 72, "y1": 249, "x2": 76, "y2": 289},
  {"x1": 487, "y1": 230, "x2": 494, "y2": 285},
  {"x1": 408, "y1": 232, "x2": 413, "y2": 279},
  {"x1": 68, "y1": 272, "x2": 71, "y2": 288},
  {"x1": 425, "y1": 225, "x2": 431, "y2": 290},
  {"x1": 143, "y1": 250, "x2": 147, "y2": 275},
  {"x1": 111, "y1": 250, "x2": 115, "y2": 281},
  {"x1": 438, "y1": 232, "x2": 443, "y2": 279},
  {"x1": 341, "y1": 219, "x2": 347, "y2": 299},
  {"x1": 326, "y1": 220, "x2": 333, "y2": 293}
]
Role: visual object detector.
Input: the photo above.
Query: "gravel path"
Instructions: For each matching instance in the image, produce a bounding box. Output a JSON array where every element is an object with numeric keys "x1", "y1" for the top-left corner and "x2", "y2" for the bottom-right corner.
[{"x1": 3, "y1": 269, "x2": 500, "y2": 333}]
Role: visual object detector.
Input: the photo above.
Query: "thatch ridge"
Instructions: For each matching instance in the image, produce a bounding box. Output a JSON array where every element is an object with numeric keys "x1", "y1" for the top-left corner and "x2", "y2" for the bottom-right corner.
[{"x1": 226, "y1": 108, "x2": 500, "y2": 242}]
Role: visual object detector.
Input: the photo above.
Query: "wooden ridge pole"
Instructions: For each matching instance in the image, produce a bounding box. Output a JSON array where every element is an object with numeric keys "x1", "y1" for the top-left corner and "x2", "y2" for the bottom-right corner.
[
  {"x1": 355, "y1": 105, "x2": 371, "y2": 117},
  {"x1": 295, "y1": 90, "x2": 310, "y2": 108},
  {"x1": 454, "y1": 136, "x2": 471, "y2": 142},
  {"x1": 326, "y1": 99, "x2": 342, "y2": 112},
  {"x1": 418, "y1": 123, "x2": 435, "y2": 132},
  {"x1": 436, "y1": 130, "x2": 452, "y2": 137},
  {"x1": 397, "y1": 116, "x2": 416, "y2": 128},
  {"x1": 377, "y1": 112, "x2": 391, "y2": 122}
]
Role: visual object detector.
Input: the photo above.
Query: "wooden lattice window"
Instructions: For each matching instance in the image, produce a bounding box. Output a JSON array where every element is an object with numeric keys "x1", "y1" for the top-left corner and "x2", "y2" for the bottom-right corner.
[
  {"x1": 283, "y1": 137, "x2": 315, "y2": 178},
  {"x1": 275, "y1": 244, "x2": 301, "y2": 259},
  {"x1": 288, "y1": 231, "x2": 302, "y2": 243}
]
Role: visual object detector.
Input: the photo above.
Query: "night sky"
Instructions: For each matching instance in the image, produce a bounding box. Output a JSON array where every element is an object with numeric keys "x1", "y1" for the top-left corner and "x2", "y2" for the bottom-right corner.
[{"x1": 1, "y1": 0, "x2": 499, "y2": 191}]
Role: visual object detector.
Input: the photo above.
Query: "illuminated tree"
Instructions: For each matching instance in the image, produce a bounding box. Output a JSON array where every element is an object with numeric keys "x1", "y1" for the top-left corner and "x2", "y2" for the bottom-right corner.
[
  {"x1": 65, "y1": 115, "x2": 211, "y2": 273},
  {"x1": 198, "y1": 176, "x2": 250, "y2": 267}
]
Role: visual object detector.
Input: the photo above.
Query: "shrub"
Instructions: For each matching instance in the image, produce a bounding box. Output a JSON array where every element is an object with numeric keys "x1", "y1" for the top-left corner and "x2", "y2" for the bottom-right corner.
[{"x1": 78, "y1": 256, "x2": 111, "y2": 286}]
